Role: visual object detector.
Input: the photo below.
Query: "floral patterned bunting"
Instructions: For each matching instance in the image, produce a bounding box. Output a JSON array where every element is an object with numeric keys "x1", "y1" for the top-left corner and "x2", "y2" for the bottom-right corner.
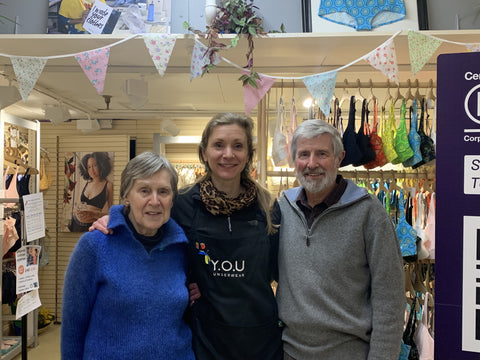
[
  {"x1": 408, "y1": 30, "x2": 442, "y2": 76},
  {"x1": 466, "y1": 44, "x2": 480, "y2": 52},
  {"x1": 302, "y1": 71, "x2": 338, "y2": 118},
  {"x1": 75, "y1": 48, "x2": 110, "y2": 95},
  {"x1": 190, "y1": 40, "x2": 221, "y2": 81},
  {"x1": 364, "y1": 38, "x2": 399, "y2": 84},
  {"x1": 143, "y1": 34, "x2": 176, "y2": 77},
  {"x1": 242, "y1": 72, "x2": 275, "y2": 115},
  {"x1": 10, "y1": 56, "x2": 47, "y2": 101}
]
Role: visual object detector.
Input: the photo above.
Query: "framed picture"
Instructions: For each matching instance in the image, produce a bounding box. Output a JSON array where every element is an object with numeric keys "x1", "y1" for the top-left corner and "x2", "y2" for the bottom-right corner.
[{"x1": 62, "y1": 151, "x2": 114, "y2": 232}]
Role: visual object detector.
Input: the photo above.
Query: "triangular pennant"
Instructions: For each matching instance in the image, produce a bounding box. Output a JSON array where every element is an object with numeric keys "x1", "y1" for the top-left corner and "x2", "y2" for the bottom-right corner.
[
  {"x1": 10, "y1": 56, "x2": 47, "y2": 102},
  {"x1": 302, "y1": 71, "x2": 337, "y2": 118},
  {"x1": 75, "y1": 47, "x2": 110, "y2": 95},
  {"x1": 466, "y1": 43, "x2": 480, "y2": 52},
  {"x1": 364, "y1": 38, "x2": 399, "y2": 84},
  {"x1": 143, "y1": 34, "x2": 177, "y2": 77},
  {"x1": 191, "y1": 40, "x2": 221, "y2": 81},
  {"x1": 242, "y1": 72, "x2": 275, "y2": 115},
  {"x1": 408, "y1": 30, "x2": 442, "y2": 76}
]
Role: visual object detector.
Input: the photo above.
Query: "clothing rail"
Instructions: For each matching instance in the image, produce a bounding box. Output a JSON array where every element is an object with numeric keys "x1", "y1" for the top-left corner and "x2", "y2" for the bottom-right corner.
[
  {"x1": 266, "y1": 169, "x2": 435, "y2": 180},
  {"x1": 270, "y1": 79, "x2": 436, "y2": 89}
]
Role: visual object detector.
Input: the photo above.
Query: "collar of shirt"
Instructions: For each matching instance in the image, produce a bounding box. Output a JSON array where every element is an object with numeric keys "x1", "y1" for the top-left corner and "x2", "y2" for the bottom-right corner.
[{"x1": 296, "y1": 175, "x2": 347, "y2": 227}]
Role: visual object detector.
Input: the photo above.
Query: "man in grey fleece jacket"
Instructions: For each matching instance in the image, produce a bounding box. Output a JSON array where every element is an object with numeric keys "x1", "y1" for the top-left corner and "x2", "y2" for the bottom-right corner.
[{"x1": 275, "y1": 119, "x2": 405, "y2": 360}]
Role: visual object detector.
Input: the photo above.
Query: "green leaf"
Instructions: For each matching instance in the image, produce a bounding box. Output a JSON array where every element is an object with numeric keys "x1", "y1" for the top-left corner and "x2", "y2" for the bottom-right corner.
[
  {"x1": 231, "y1": 36, "x2": 239, "y2": 47},
  {"x1": 183, "y1": 21, "x2": 190, "y2": 30},
  {"x1": 248, "y1": 77, "x2": 258, "y2": 88},
  {"x1": 248, "y1": 26, "x2": 257, "y2": 35},
  {"x1": 280, "y1": 23, "x2": 286, "y2": 33}
]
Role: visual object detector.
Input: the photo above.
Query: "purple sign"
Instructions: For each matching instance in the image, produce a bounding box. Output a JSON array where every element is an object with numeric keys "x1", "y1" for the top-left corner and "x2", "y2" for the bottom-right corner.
[{"x1": 437, "y1": 52, "x2": 480, "y2": 359}]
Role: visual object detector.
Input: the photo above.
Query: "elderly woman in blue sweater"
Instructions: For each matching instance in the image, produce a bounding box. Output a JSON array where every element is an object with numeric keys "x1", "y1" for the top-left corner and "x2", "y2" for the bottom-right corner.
[{"x1": 61, "y1": 152, "x2": 195, "y2": 360}]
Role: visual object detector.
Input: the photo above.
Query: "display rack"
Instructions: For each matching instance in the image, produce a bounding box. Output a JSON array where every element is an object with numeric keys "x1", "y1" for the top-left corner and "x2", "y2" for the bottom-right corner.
[{"x1": 1, "y1": 111, "x2": 41, "y2": 360}]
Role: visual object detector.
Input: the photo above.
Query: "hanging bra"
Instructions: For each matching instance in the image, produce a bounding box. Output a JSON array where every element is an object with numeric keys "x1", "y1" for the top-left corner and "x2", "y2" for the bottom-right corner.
[
  {"x1": 17, "y1": 168, "x2": 31, "y2": 197},
  {"x1": 424, "y1": 193, "x2": 435, "y2": 260},
  {"x1": 412, "y1": 98, "x2": 436, "y2": 169},
  {"x1": 403, "y1": 99, "x2": 423, "y2": 168},
  {"x1": 340, "y1": 96, "x2": 363, "y2": 167},
  {"x1": 364, "y1": 98, "x2": 387, "y2": 169},
  {"x1": 318, "y1": 0, "x2": 406, "y2": 31},
  {"x1": 381, "y1": 102, "x2": 398, "y2": 163},
  {"x1": 396, "y1": 189, "x2": 418, "y2": 262},
  {"x1": 413, "y1": 292, "x2": 435, "y2": 360},
  {"x1": 392, "y1": 99, "x2": 414, "y2": 164},
  {"x1": 352, "y1": 99, "x2": 376, "y2": 166},
  {"x1": 413, "y1": 192, "x2": 429, "y2": 260}
]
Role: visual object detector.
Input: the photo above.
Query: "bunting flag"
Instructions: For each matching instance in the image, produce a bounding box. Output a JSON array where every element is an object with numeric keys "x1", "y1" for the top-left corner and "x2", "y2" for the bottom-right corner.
[
  {"x1": 363, "y1": 38, "x2": 399, "y2": 84},
  {"x1": 143, "y1": 34, "x2": 177, "y2": 77},
  {"x1": 10, "y1": 56, "x2": 47, "y2": 102},
  {"x1": 75, "y1": 47, "x2": 110, "y2": 95},
  {"x1": 242, "y1": 72, "x2": 275, "y2": 115},
  {"x1": 466, "y1": 44, "x2": 480, "y2": 52},
  {"x1": 190, "y1": 40, "x2": 221, "y2": 81},
  {"x1": 303, "y1": 71, "x2": 337, "y2": 118},
  {"x1": 408, "y1": 30, "x2": 442, "y2": 76}
]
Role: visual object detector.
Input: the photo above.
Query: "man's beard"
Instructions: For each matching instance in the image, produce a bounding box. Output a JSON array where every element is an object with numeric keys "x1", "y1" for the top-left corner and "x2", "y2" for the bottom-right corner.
[{"x1": 296, "y1": 167, "x2": 336, "y2": 194}]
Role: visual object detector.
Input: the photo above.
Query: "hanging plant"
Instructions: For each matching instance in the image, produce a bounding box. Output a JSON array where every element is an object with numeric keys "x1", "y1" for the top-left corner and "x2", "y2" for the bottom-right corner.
[
  {"x1": 184, "y1": 0, "x2": 285, "y2": 88},
  {"x1": 0, "y1": 2, "x2": 16, "y2": 25}
]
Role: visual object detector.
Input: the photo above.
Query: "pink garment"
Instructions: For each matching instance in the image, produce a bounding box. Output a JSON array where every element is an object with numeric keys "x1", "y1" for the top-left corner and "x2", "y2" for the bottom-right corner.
[
  {"x1": 3, "y1": 167, "x2": 19, "y2": 207},
  {"x1": 414, "y1": 292, "x2": 434, "y2": 360},
  {"x1": 423, "y1": 193, "x2": 435, "y2": 259},
  {"x1": 3, "y1": 217, "x2": 18, "y2": 256}
]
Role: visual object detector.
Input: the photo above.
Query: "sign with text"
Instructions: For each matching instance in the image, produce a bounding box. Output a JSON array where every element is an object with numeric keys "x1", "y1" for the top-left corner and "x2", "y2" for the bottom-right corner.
[
  {"x1": 83, "y1": 0, "x2": 119, "y2": 34},
  {"x1": 437, "y1": 52, "x2": 480, "y2": 359}
]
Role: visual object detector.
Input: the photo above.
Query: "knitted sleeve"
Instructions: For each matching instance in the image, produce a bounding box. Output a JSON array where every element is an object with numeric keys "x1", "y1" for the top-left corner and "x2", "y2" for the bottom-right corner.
[
  {"x1": 61, "y1": 233, "x2": 100, "y2": 360},
  {"x1": 364, "y1": 198, "x2": 405, "y2": 360}
]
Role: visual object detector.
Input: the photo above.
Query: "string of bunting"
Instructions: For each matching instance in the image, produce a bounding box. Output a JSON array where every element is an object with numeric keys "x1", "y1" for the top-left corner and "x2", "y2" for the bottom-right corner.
[{"x1": 0, "y1": 30, "x2": 478, "y2": 116}]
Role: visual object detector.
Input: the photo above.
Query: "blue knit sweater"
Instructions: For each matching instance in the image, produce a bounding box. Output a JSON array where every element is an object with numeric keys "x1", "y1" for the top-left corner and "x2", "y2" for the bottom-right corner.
[{"x1": 61, "y1": 205, "x2": 195, "y2": 360}]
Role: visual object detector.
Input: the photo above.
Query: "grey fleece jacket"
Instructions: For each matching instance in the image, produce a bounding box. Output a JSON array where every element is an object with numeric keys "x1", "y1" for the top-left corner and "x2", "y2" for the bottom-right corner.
[{"x1": 276, "y1": 179, "x2": 405, "y2": 360}]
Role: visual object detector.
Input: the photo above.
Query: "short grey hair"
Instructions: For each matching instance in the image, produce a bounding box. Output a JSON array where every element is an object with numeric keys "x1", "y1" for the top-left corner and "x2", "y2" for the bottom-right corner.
[
  {"x1": 120, "y1": 152, "x2": 178, "y2": 200},
  {"x1": 290, "y1": 119, "x2": 344, "y2": 161}
]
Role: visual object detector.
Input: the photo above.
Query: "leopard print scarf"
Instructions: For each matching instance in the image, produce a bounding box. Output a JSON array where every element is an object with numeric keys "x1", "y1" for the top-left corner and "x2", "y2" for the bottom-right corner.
[{"x1": 200, "y1": 177, "x2": 256, "y2": 216}]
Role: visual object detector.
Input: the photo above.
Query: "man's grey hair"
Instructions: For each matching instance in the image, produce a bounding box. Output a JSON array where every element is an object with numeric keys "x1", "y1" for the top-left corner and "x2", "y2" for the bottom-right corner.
[{"x1": 290, "y1": 119, "x2": 344, "y2": 161}]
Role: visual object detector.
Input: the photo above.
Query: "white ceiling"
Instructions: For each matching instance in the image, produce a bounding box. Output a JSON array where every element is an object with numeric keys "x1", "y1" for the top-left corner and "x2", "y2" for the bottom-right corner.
[{"x1": 0, "y1": 30, "x2": 479, "y2": 122}]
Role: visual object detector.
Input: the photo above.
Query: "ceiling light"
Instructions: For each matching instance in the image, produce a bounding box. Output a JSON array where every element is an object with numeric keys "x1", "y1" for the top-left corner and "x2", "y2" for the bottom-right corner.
[
  {"x1": 303, "y1": 97, "x2": 314, "y2": 108},
  {"x1": 76, "y1": 119, "x2": 100, "y2": 133},
  {"x1": 161, "y1": 119, "x2": 180, "y2": 136},
  {"x1": 44, "y1": 104, "x2": 71, "y2": 125},
  {"x1": 125, "y1": 78, "x2": 148, "y2": 109}
]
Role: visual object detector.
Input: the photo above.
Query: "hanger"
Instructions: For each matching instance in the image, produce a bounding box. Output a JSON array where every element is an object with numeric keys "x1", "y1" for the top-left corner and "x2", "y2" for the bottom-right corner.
[
  {"x1": 375, "y1": 171, "x2": 388, "y2": 196},
  {"x1": 401, "y1": 172, "x2": 410, "y2": 193},
  {"x1": 339, "y1": 79, "x2": 350, "y2": 107},
  {"x1": 404, "y1": 264, "x2": 418, "y2": 308},
  {"x1": 403, "y1": 79, "x2": 415, "y2": 103},
  {"x1": 354, "y1": 79, "x2": 365, "y2": 103},
  {"x1": 366, "y1": 79, "x2": 376, "y2": 105},
  {"x1": 426, "y1": 79, "x2": 436, "y2": 109},
  {"x1": 393, "y1": 83, "x2": 404, "y2": 105},
  {"x1": 413, "y1": 79, "x2": 423, "y2": 101},
  {"x1": 383, "y1": 80, "x2": 393, "y2": 107}
]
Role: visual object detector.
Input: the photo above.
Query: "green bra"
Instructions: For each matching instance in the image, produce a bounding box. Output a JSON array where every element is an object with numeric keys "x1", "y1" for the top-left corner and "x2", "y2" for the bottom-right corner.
[
  {"x1": 381, "y1": 102, "x2": 398, "y2": 164},
  {"x1": 392, "y1": 99, "x2": 414, "y2": 164}
]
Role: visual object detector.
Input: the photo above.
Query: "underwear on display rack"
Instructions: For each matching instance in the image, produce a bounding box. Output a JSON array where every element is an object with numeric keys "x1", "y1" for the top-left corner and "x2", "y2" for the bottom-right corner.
[{"x1": 318, "y1": 0, "x2": 406, "y2": 31}]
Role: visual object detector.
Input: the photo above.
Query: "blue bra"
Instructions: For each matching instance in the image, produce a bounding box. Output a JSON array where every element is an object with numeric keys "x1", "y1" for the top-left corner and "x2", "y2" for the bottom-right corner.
[
  {"x1": 403, "y1": 99, "x2": 422, "y2": 167},
  {"x1": 318, "y1": 0, "x2": 406, "y2": 30}
]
